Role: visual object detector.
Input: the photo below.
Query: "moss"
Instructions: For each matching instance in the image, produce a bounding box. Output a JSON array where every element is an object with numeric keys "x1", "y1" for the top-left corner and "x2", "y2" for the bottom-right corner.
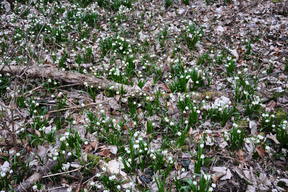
[
  {"x1": 275, "y1": 109, "x2": 287, "y2": 122},
  {"x1": 87, "y1": 154, "x2": 100, "y2": 165},
  {"x1": 236, "y1": 120, "x2": 249, "y2": 128}
]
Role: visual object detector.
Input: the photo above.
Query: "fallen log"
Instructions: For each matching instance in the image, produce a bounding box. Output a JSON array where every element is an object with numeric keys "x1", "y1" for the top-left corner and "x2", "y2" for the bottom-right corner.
[{"x1": 0, "y1": 65, "x2": 142, "y2": 96}]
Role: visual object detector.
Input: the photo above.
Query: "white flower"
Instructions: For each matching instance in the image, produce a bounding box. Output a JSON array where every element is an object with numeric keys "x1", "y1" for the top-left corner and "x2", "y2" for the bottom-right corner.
[
  {"x1": 62, "y1": 163, "x2": 70, "y2": 171},
  {"x1": 162, "y1": 150, "x2": 168, "y2": 155},
  {"x1": 109, "y1": 175, "x2": 116, "y2": 180},
  {"x1": 133, "y1": 144, "x2": 139, "y2": 149},
  {"x1": 204, "y1": 174, "x2": 211, "y2": 180},
  {"x1": 96, "y1": 184, "x2": 102, "y2": 189},
  {"x1": 32, "y1": 185, "x2": 38, "y2": 190},
  {"x1": 212, "y1": 96, "x2": 231, "y2": 109},
  {"x1": 0, "y1": 161, "x2": 10, "y2": 177},
  {"x1": 257, "y1": 135, "x2": 264, "y2": 140}
]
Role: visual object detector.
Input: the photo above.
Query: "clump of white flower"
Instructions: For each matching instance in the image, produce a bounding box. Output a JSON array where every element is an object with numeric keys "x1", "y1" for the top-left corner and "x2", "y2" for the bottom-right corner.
[
  {"x1": 212, "y1": 96, "x2": 231, "y2": 109},
  {"x1": 203, "y1": 96, "x2": 231, "y2": 110},
  {"x1": 0, "y1": 161, "x2": 12, "y2": 177},
  {"x1": 279, "y1": 120, "x2": 288, "y2": 131}
]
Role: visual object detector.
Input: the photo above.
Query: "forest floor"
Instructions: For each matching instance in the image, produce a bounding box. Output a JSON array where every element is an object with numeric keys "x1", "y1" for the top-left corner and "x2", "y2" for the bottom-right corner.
[{"x1": 0, "y1": 0, "x2": 287, "y2": 191}]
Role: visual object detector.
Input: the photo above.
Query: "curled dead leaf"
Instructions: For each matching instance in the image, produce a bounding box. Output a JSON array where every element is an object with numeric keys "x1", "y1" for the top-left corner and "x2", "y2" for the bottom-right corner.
[
  {"x1": 236, "y1": 149, "x2": 246, "y2": 163},
  {"x1": 255, "y1": 146, "x2": 266, "y2": 158}
]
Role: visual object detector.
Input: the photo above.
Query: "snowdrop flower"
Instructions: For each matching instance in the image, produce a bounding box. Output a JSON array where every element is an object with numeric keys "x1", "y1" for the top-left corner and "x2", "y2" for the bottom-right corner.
[
  {"x1": 133, "y1": 144, "x2": 139, "y2": 149},
  {"x1": 257, "y1": 135, "x2": 264, "y2": 140},
  {"x1": 60, "y1": 136, "x2": 66, "y2": 141},
  {"x1": 32, "y1": 185, "x2": 38, "y2": 190},
  {"x1": 0, "y1": 161, "x2": 11, "y2": 178},
  {"x1": 109, "y1": 175, "x2": 116, "y2": 180},
  {"x1": 204, "y1": 174, "x2": 211, "y2": 180},
  {"x1": 96, "y1": 184, "x2": 102, "y2": 189}
]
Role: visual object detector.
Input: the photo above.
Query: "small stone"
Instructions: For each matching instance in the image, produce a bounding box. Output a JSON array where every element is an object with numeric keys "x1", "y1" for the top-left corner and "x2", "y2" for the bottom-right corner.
[
  {"x1": 181, "y1": 159, "x2": 191, "y2": 169},
  {"x1": 139, "y1": 175, "x2": 153, "y2": 184},
  {"x1": 144, "y1": 168, "x2": 154, "y2": 176}
]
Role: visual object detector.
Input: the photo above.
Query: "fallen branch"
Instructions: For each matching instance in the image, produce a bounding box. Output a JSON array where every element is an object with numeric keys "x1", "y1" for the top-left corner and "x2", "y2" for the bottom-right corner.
[{"x1": 0, "y1": 65, "x2": 142, "y2": 96}]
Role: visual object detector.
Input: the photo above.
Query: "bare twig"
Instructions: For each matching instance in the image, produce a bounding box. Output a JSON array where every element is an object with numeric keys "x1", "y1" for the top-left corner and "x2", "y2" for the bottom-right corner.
[
  {"x1": 42, "y1": 167, "x2": 83, "y2": 178},
  {"x1": 47, "y1": 186, "x2": 68, "y2": 191},
  {"x1": 47, "y1": 101, "x2": 106, "y2": 114}
]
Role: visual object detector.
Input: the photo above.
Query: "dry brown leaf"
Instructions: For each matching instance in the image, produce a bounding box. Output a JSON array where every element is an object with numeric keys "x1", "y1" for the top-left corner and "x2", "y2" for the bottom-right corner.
[
  {"x1": 84, "y1": 141, "x2": 98, "y2": 153},
  {"x1": 97, "y1": 146, "x2": 112, "y2": 158},
  {"x1": 266, "y1": 100, "x2": 276, "y2": 112},
  {"x1": 236, "y1": 149, "x2": 246, "y2": 163},
  {"x1": 255, "y1": 146, "x2": 266, "y2": 158}
]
